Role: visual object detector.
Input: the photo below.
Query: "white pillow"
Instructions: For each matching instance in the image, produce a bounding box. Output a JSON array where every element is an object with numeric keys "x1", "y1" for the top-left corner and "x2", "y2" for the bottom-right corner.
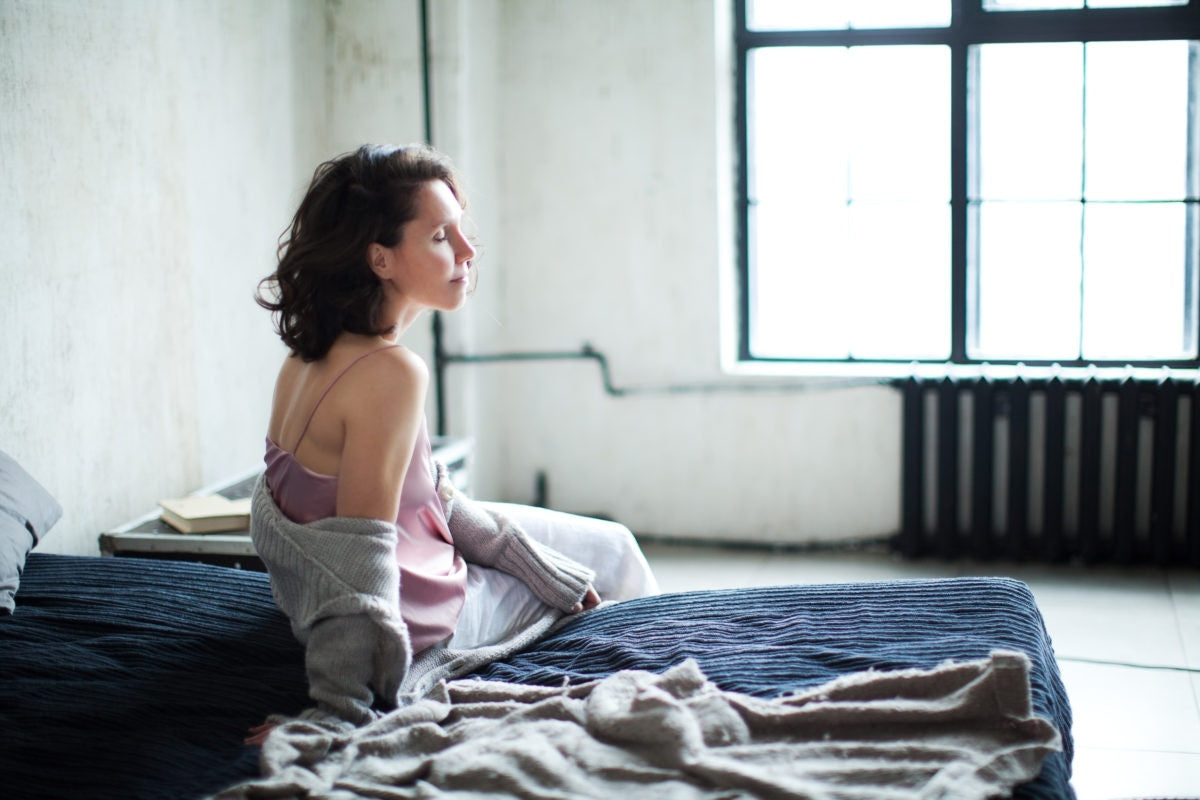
[{"x1": 0, "y1": 450, "x2": 62, "y2": 614}]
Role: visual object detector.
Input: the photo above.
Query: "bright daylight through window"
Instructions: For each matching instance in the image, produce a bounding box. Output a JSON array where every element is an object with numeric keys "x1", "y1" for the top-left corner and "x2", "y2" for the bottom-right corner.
[{"x1": 739, "y1": 0, "x2": 1199, "y2": 369}]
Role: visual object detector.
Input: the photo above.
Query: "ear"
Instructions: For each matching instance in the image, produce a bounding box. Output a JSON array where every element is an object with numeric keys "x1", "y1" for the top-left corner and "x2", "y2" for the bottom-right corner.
[{"x1": 367, "y1": 242, "x2": 392, "y2": 279}]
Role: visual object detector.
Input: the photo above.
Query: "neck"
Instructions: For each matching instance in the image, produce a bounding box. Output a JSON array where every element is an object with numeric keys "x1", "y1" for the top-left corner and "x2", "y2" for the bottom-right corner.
[
  {"x1": 379, "y1": 286, "x2": 430, "y2": 339},
  {"x1": 390, "y1": 307, "x2": 426, "y2": 337}
]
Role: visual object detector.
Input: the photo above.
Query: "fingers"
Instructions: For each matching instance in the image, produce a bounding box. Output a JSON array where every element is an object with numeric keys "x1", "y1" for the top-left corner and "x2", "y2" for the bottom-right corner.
[
  {"x1": 572, "y1": 586, "x2": 602, "y2": 614},
  {"x1": 244, "y1": 722, "x2": 277, "y2": 746}
]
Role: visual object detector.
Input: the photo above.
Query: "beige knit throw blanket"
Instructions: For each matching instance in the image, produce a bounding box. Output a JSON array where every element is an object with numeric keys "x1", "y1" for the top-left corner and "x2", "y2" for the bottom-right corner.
[{"x1": 215, "y1": 650, "x2": 1061, "y2": 799}]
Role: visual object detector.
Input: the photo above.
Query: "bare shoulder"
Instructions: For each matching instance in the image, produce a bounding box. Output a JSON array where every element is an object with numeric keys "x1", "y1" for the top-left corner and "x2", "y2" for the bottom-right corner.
[
  {"x1": 331, "y1": 344, "x2": 428, "y2": 422},
  {"x1": 382, "y1": 344, "x2": 429, "y2": 376},
  {"x1": 335, "y1": 345, "x2": 429, "y2": 517},
  {"x1": 350, "y1": 345, "x2": 428, "y2": 390}
]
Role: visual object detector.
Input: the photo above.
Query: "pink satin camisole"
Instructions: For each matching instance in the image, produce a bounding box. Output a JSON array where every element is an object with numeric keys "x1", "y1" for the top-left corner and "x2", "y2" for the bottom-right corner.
[{"x1": 263, "y1": 346, "x2": 467, "y2": 653}]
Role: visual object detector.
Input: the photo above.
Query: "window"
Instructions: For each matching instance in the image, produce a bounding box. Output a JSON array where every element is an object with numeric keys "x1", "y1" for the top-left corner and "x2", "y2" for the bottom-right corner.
[{"x1": 737, "y1": 0, "x2": 1200, "y2": 370}]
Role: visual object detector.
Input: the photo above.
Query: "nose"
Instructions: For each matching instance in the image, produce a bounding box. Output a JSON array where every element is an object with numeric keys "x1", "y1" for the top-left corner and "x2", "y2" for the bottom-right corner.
[{"x1": 457, "y1": 234, "x2": 477, "y2": 265}]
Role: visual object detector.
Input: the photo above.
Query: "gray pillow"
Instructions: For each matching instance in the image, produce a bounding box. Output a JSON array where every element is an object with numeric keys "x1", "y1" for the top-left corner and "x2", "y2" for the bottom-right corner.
[{"x1": 0, "y1": 450, "x2": 62, "y2": 614}]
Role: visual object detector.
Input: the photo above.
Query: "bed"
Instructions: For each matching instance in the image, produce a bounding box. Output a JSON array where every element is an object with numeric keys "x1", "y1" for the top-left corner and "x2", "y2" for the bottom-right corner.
[
  {"x1": 0, "y1": 451, "x2": 1073, "y2": 799},
  {"x1": 1, "y1": 552, "x2": 1074, "y2": 800}
]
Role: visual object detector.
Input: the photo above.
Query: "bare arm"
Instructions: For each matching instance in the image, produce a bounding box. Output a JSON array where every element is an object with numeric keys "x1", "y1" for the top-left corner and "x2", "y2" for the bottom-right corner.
[{"x1": 335, "y1": 347, "x2": 429, "y2": 521}]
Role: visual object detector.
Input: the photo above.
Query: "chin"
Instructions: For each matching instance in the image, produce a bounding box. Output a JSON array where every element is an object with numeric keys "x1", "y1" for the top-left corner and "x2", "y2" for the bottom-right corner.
[
  {"x1": 437, "y1": 294, "x2": 468, "y2": 313},
  {"x1": 448, "y1": 284, "x2": 471, "y2": 308}
]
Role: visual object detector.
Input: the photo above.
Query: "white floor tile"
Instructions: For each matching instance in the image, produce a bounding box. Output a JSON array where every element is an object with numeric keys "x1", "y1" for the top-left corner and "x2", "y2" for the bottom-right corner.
[
  {"x1": 1170, "y1": 571, "x2": 1200, "y2": 670},
  {"x1": 641, "y1": 544, "x2": 769, "y2": 593},
  {"x1": 1070, "y1": 747, "x2": 1200, "y2": 800},
  {"x1": 749, "y1": 549, "x2": 961, "y2": 586},
  {"x1": 1191, "y1": 672, "x2": 1200, "y2": 723},
  {"x1": 1022, "y1": 573, "x2": 1187, "y2": 669},
  {"x1": 1054, "y1": 660, "x2": 1200, "y2": 753},
  {"x1": 642, "y1": 543, "x2": 962, "y2": 594}
]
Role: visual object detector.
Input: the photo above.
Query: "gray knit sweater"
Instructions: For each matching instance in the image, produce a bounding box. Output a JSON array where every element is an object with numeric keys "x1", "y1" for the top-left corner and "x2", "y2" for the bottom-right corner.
[{"x1": 249, "y1": 468, "x2": 596, "y2": 725}]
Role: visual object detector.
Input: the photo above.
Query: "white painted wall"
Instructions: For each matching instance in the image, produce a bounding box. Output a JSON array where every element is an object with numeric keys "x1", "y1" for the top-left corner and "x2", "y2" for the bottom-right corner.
[
  {"x1": 439, "y1": 0, "x2": 903, "y2": 544},
  {"x1": 0, "y1": 0, "x2": 429, "y2": 554},
  {"x1": 2, "y1": 0, "x2": 902, "y2": 556}
]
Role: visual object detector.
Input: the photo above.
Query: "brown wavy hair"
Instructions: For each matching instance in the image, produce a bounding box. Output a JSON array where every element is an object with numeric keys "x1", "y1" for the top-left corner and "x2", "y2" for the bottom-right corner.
[{"x1": 256, "y1": 143, "x2": 464, "y2": 361}]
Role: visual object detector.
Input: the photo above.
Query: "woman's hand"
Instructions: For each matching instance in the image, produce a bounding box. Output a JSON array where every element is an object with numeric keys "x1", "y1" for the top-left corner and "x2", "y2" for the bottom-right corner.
[
  {"x1": 572, "y1": 586, "x2": 601, "y2": 613},
  {"x1": 244, "y1": 721, "x2": 277, "y2": 746}
]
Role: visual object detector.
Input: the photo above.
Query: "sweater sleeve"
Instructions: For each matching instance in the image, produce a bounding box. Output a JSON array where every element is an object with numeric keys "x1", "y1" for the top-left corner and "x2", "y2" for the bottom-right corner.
[
  {"x1": 304, "y1": 614, "x2": 389, "y2": 724},
  {"x1": 434, "y1": 462, "x2": 596, "y2": 612},
  {"x1": 250, "y1": 476, "x2": 414, "y2": 724}
]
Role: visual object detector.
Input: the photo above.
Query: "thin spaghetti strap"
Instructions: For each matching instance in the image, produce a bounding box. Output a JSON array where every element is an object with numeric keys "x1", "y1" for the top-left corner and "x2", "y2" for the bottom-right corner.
[{"x1": 289, "y1": 344, "x2": 403, "y2": 453}]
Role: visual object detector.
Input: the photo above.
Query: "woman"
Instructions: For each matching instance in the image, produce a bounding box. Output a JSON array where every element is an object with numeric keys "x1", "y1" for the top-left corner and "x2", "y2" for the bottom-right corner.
[{"x1": 250, "y1": 144, "x2": 657, "y2": 728}]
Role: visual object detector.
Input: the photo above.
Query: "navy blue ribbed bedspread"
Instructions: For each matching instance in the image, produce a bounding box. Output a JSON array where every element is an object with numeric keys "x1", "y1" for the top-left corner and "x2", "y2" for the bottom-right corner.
[
  {"x1": 472, "y1": 578, "x2": 1075, "y2": 799},
  {"x1": 0, "y1": 553, "x2": 1073, "y2": 799}
]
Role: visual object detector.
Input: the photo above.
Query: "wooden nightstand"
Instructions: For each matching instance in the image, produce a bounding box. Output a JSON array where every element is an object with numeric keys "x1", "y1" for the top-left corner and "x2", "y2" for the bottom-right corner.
[{"x1": 99, "y1": 437, "x2": 473, "y2": 570}]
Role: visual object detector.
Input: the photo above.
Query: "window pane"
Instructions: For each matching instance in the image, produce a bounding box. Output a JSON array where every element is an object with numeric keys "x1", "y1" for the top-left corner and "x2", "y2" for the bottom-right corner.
[
  {"x1": 750, "y1": 201, "x2": 952, "y2": 360},
  {"x1": 975, "y1": 43, "x2": 1083, "y2": 201},
  {"x1": 849, "y1": 0, "x2": 951, "y2": 28},
  {"x1": 984, "y1": 0, "x2": 1185, "y2": 8},
  {"x1": 751, "y1": 47, "x2": 950, "y2": 204},
  {"x1": 1086, "y1": 0, "x2": 1187, "y2": 6},
  {"x1": 847, "y1": 203, "x2": 951, "y2": 359},
  {"x1": 849, "y1": 47, "x2": 950, "y2": 201},
  {"x1": 749, "y1": 45, "x2": 951, "y2": 359},
  {"x1": 972, "y1": 202, "x2": 1083, "y2": 360},
  {"x1": 748, "y1": 0, "x2": 950, "y2": 30},
  {"x1": 1082, "y1": 203, "x2": 1193, "y2": 360},
  {"x1": 749, "y1": 48, "x2": 849, "y2": 205},
  {"x1": 984, "y1": 0, "x2": 1080, "y2": 8},
  {"x1": 1085, "y1": 41, "x2": 1192, "y2": 201},
  {"x1": 750, "y1": 202, "x2": 852, "y2": 359},
  {"x1": 971, "y1": 39, "x2": 1198, "y2": 364}
]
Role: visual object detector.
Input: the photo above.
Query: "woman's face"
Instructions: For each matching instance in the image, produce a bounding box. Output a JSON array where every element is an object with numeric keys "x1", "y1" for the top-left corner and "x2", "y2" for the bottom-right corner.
[{"x1": 379, "y1": 180, "x2": 476, "y2": 312}]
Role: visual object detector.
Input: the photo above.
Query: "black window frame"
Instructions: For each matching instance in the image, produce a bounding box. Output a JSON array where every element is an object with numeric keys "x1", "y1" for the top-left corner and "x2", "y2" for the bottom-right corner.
[{"x1": 735, "y1": 0, "x2": 1200, "y2": 371}]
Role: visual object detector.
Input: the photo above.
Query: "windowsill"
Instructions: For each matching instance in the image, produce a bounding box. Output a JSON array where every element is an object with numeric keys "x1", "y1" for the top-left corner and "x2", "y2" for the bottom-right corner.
[{"x1": 726, "y1": 359, "x2": 1200, "y2": 384}]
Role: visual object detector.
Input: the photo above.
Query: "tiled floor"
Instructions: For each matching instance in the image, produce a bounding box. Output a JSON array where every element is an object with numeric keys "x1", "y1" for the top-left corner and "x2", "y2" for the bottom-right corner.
[{"x1": 639, "y1": 541, "x2": 1200, "y2": 800}]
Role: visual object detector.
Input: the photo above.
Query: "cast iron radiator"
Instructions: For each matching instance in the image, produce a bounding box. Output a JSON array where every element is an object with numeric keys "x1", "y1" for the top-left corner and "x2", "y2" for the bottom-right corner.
[{"x1": 896, "y1": 376, "x2": 1200, "y2": 566}]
